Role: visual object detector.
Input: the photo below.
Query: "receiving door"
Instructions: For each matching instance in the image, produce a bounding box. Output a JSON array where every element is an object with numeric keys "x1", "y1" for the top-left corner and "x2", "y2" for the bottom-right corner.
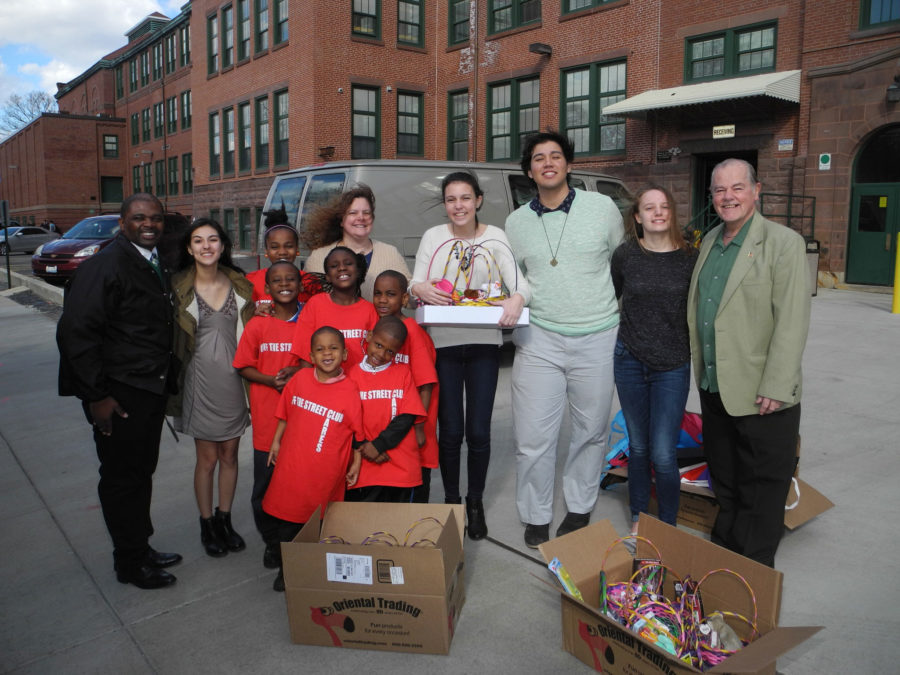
[{"x1": 847, "y1": 184, "x2": 900, "y2": 285}]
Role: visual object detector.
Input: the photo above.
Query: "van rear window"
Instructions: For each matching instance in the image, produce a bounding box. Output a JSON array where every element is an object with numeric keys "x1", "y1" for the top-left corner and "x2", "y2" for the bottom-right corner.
[
  {"x1": 269, "y1": 176, "x2": 307, "y2": 226},
  {"x1": 299, "y1": 173, "x2": 347, "y2": 227}
]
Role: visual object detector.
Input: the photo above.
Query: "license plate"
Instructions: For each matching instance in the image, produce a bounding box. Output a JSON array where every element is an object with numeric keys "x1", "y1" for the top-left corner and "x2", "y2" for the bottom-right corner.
[{"x1": 46, "y1": 266, "x2": 57, "y2": 274}]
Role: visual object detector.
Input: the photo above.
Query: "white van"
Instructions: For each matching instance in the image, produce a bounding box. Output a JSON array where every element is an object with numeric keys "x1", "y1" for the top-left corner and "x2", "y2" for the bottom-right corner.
[{"x1": 258, "y1": 159, "x2": 630, "y2": 267}]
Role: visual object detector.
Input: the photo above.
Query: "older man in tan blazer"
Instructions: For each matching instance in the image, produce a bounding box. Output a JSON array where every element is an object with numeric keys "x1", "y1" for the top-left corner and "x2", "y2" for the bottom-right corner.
[{"x1": 687, "y1": 158, "x2": 810, "y2": 567}]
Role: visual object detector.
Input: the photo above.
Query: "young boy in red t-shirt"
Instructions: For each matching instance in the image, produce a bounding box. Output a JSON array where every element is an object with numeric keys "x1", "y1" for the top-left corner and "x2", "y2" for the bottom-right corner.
[
  {"x1": 262, "y1": 326, "x2": 364, "y2": 591},
  {"x1": 346, "y1": 316, "x2": 426, "y2": 503},
  {"x1": 372, "y1": 270, "x2": 439, "y2": 502},
  {"x1": 232, "y1": 261, "x2": 303, "y2": 570}
]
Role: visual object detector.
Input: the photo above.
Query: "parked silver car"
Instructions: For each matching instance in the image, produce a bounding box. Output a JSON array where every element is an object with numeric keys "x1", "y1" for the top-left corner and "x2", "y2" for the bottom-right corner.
[{"x1": 0, "y1": 226, "x2": 60, "y2": 255}]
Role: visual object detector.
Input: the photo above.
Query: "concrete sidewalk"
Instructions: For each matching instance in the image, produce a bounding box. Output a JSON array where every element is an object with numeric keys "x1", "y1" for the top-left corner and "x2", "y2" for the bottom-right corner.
[{"x1": 1, "y1": 287, "x2": 898, "y2": 674}]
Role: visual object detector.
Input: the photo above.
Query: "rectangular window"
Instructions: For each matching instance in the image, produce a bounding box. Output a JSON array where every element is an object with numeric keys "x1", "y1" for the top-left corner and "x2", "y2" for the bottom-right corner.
[
  {"x1": 167, "y1": 96, "x2": 178, "y2": 133},
  {"x1": 101, "y1": 176, "x2": 124, "y2": 203},
  {"x1": 449, "y1": 0, "x2": 470, "y2": 45},
  {"x1": 398, "y1": 0, "x2": 422, "y2": 46},
  {"x1": 103, "y1": 134, "x2": 119, "y2": 158},
  {"x1": 564, "y1": 0, "x2": 615, "y2": 11},
  {"x1": 180, "y1": 24, "x2": 191, "y2": 66},
  {"x1": 168, "y1": 157, "x2": 179, "y2": 196},
  {"x1": 208, "y1": 15, "x2": 219, "y2": 74},
  {"x1": 274, "y1": 90, "x2": 289, "y2": 166},
  {"x1": 562, "y1": 60, "x2": 626, "y2": 155},
  {"x1": 255, "y1": 96, "x2": 269, "y2": 169},
  {"x1": 115, "y1": 66, "x2": 124, "y2": 99},
  {"x1": 238, "y1": 101, "x2": 251, "y2": 172},
  {"x1": 143, "y1": 163, "x2": 152, "y2": 192},
  {"x1": 352, "y1": 0, "x2": 381, "y2": 39},
  {"x1": 142, "y1": 108, "x2": 151, "y2": 142},
  {"x1": 237, "y1": 0, "x2": 251, "y2": 60},
  {"x1": 182, "y1": 153, "x2": 193, "y2": 194},
  {"x1": 133, "y1": 166, "x2": 141, "y2": 193},
  {"x1": 239, "y1": 207, "x2": 253, "y2": 250},
  {"x1": 447, "y1": 90, "x2": 469, "y2": 160},
  {"x1": 274, "y1": 0, "x2": 288, "y2": 44},
  {"x1": 224, "y1": 209, "x2": 237, "y2": 246},
  {"x1": 155, "y1": 159, "x2": 166, "y2": 197},
  {"x1": 129, "y1": 59, "x2": 138, "y2": 92},
  {"x1": 140, "y1": 51, "x2": 150, "y2": 86},
  {"x1": 488, "y1": 0, "x2": 540, "y2": 35},
  {"x1": 487, "y1": 77, "x2": 539, "y2": 161},
  {"x1": 397, "y1": 91, "x2": 423, "y2": 156},
  {"x1": 152, "y1": 43, "x2": 163, "y2": 80},
  {"x1": 861, "y1": 0, "x2": 900, "y2": 29},
  {"x1": 223, "y1": 107, "x2": 235, "y2": 175},
  {"x1": 352, "y1": 85, "x2": 380, "y2": 159},
  {"x1": 255, "y1": 0, "x2": 269, "y2": 52},
  {"x1": 181, "y1": 90, "x2": 192, "y2": 129},
  {"x1": 210, "y1": 112, "x2": 221, "y2": 177},
  {"x1": 686, "y1": 23, "x2": 776, "y2": 82},
  {"x1": 165, "y1": 34, "x2": 176, "y2": 73},
  {"x1": 222, "y1": 5, "x2": 234, "y2": 68},
  {"x1": 153, "y1": 102, "x2": 165, "y2": 138},
  {"x1": 131, "y1": 113, "x2": 140, "y2": 144}
]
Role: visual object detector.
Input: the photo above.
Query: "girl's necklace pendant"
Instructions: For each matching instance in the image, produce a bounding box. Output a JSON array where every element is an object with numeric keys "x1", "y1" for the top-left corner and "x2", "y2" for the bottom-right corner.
[{"x1": 550, "y1": 258, "x2": 558, "y2": 266}]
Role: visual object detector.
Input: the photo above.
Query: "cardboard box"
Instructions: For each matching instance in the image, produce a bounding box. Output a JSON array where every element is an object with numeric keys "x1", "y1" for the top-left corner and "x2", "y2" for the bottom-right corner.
[
  {"x1": 539, "y1": 516, "x2": 822, "y2": 674},
  {"x1": 281, "y1": 502, "x2": 465, "y2": 655},
  {"x1": 415, "y1": 304, "x2": 530, "y2": 328}
]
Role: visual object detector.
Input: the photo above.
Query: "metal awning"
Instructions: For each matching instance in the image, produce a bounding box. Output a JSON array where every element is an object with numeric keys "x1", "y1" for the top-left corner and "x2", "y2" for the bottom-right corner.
[{"x1": 602, "y1": 70, "x2": 802, "y2": 117}]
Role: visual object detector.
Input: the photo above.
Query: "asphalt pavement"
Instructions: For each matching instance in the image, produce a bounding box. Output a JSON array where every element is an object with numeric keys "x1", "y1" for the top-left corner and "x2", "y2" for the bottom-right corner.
[{"x1": 1, "y1": 272, "x2": 898, "y2": 674}]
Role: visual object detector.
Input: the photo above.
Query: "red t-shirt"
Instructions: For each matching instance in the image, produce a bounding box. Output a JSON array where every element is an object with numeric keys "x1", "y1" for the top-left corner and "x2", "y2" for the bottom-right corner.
[
  {"x1": 349, "y1": 362, "x2": 426, "y2": 489},
  {"x1": 291, "y1": 293, "x2": 378, "y2": 368},
  {"x1": 262, "y1": 369, "x2": 364, "y2": 524},
  {"x1": 232, "y1": 314, "x2": 300, "y2": 452},
  {"x1": 397, "y1": 316, "x2": 439, "y2": 469},
  {"x1": 246, "y1": 267, "x2": 320, "y2": 306}
]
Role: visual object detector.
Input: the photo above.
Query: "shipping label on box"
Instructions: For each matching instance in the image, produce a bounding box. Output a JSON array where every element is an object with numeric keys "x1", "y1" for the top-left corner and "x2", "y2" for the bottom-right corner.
[
  {"x1": 415, "y1": 304, "x2": 529, "y2": 328},
  {"x1": 281, "y1": 502, "x2": 465, "y2": 655}
]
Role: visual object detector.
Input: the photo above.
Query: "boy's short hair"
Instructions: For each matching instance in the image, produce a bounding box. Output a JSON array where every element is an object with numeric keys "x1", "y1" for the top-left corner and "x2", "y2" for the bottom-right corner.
[
  {"x1": 372, "y1": 315, "x2": 408, "y2": 344},
  {"x1": 264, "y1": 260, "x2": 301, "y2": 284},
  {"x1": 519, "y1": 130, "x2": 575, "y2": 176},
  {"x1": 311, "y1": 325, "x2": 345, "y2": 349},
  {"x1": 375, "y1": 269, "x2": 408, "y2": 291}
]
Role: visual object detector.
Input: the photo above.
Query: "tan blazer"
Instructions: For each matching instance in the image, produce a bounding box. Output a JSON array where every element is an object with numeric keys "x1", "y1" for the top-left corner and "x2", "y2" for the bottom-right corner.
[{"x1": 687, "y1": 211, "x2": 811, "y2": 416}]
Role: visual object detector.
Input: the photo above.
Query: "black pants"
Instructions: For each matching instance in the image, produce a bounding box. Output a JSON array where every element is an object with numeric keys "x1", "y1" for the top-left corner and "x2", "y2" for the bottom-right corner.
[
  {"x1": 344, "y1": 485, "x2": 414, "y2": 503},
  {"x1": 87, "y1": 381, "x2": 167, "y2": 569},
  {"x1": 699, "y1": 389, "x2": 800, "y2": 568},
  {"x1": 410, "y1": 468, "x2": 431, "y2": 503},
  {"x1": 251, "y1": 449, "x2": 276, "y2": 544}
]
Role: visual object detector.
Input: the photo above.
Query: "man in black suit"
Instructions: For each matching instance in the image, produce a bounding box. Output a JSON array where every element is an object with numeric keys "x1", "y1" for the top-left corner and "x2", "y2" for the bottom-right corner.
[{"x1": 57, "y1": 193, "x2": 182, "y2": 589}]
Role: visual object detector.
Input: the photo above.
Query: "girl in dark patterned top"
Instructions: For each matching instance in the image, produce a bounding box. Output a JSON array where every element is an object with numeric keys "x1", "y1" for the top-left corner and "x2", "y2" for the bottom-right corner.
[{"x1": 611, "y1": 186, "x2": 697, "y2": 534}]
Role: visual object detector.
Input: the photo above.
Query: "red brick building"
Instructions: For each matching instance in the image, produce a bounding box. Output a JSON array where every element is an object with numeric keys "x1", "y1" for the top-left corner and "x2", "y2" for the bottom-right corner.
[{"x1": 2, "y1": 1, "x2": 898, "y2": 283}]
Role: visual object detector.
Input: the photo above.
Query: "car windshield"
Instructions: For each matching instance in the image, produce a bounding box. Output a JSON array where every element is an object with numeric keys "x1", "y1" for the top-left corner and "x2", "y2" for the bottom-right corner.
[{"x1": 62, "y1": 218, "x2": 120, "y2": 240}]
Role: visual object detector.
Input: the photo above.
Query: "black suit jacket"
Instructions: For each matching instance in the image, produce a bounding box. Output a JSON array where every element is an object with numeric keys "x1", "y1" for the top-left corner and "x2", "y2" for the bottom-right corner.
[{"x1": 57, "y1": 234, "x2": 176, "y2": 401}]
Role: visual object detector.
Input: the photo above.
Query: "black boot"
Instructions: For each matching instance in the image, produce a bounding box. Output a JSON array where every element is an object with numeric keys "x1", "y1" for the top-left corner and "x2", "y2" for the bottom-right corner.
[
  {"x1": 214, "y1": 507, "x2": 246, "y2": 552},
  {"x1": 465, "y1": 497, "x2": 488, "y2": 540},
  {"x1": 200, "y1": 516, "x2": 228, "y2": 557}
]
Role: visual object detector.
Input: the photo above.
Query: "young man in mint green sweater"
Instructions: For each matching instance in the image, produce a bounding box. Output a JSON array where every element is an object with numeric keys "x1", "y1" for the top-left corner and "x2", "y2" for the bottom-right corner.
[{"x1": 505, "y1": 131, "x2": 624, "y2": 548}]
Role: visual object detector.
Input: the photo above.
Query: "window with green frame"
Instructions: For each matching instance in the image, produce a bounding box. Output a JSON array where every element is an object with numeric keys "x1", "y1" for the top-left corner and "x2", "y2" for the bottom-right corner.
[
  {"x1": 274, "y1": 0, "x2": 288, "y2": 44},
  {"x1": 447, "y1": 89, "x2": 469, "y2": 160},
  {"x1": 103, "y1": 134, "x2": 119, "y2": 158},
  {"x1": 487, "y1": 77, "x2": 539, "y2": 161},
  {"x1": 129, "y1": 59, "x2": 138, "y2": 92},
  {"x1": 398, "y1": 0, "x2": 422, "y2": 46},
  {"x1": 449, "y1": 0, "x2": 470, "y2": 45},
  {"x1": 143, "y1": 163, "x2": 152, "y2": 192},
  {"x1": 860, "y1": 0, "x2": 900, "y2": 29},
  {"x1": 182, "y1": 153, "x2": 193, "y2": 194},
  {"x1": 131, "y1": 113, "x2": 140, "y2": 144},
  {"x1": 210, "y1": 112, "x2": 221, "y2": 177},
  {"x1": 115, "y1": 66, "x2": 124, "y2": 99},
  {"x1": 140, "y1": 51, "x2": 150, "y2": 86},
  {"x1": 274, "y1": 90, "x2": 289, "y2": 166},
  {"x1": 207, "y1": 15, "x2": 219, "y2": 73},
  {"x1": 255, "y1": 0, "x2": 269, "y2": 52},
  {"x1": 168, "y1": 157, "x2": 179, "y2": 196},
  {"x1": 562, "y1": 60, "x2": 626, "y2": 155},
  {"x1": 165, "y1": 34, "x2": 176, "y2": 73},
  {"x1": 167, "y1": 97, "x2": 178, "y2": 134},
  {"x1": 352, "y1": 0, "x2": 381, "y2": 39},
  {"x1": 685, "y1": 23, "x2": 776, "y2": 82},
  {"x1": 256, "y1": 96, "x2": 269, "y2": 169},
  {"x1": 224, "y1": 209, "x2": 237, "y2": 245},
  {"x1": 132, "y1": 166, "x2": 141, "y2": 194},
  {"x1": 223, "y1": 107, "x2": 235, "y2": 175},
  {"x1": 352, "y1": 85, "x2": 380, "y2": 159},
  {"x1": 237, "y1": 0, "x2": 251, "y2": 59},
  {"x1": 180, "y1": 24, "x2": 191, "y2": 66},
  {"x1": 563, "y1": 0, "x2": 616, "y2": 11},
  {"x1": 181, "y1": 90, "x2": 192, "y2": 129},
  {"x1": 397, "y1": 91, "x2": 423, "y2": 155},
  {"x1": 238, "y1": 207, "x2": 253, "y2": 249},
  {"x1": 238, "y1": 101, "x2": 251, "y2": 172},
  {"x1": 152, "y1": 43, "x2": 162, "y2": 80},
  {"x1": 155, "y1": 159, "x2": 166, "y2": 196},
  {"x1": 141, "y1": 108, "x2": 151, "y2": 142},
  {"x1": 488, "y1": 0, "x2": 540, "y2": 35},
  {"x1": 222, "y1": 5, "x2": 234, "y2": 68},
  {"x1": 153, "y1": 102, "x2": 164, "y2": 138}
]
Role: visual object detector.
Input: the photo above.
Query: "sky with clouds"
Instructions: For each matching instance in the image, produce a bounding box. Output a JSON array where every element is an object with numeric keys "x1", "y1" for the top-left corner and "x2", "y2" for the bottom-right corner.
[{"x1": 0, "y1": 0, "x2": 185, "y2": 101}]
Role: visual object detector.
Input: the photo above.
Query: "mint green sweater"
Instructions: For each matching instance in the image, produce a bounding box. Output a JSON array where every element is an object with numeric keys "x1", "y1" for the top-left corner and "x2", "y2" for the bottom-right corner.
[{"x1": 505, "y1": 189, "x2": 623, "y2": 336}]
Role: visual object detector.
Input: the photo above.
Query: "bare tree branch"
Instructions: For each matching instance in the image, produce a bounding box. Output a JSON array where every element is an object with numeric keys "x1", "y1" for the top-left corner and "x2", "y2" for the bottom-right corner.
[{"x1": 0, "y1": 91, "x2": 58, "y2": 136}]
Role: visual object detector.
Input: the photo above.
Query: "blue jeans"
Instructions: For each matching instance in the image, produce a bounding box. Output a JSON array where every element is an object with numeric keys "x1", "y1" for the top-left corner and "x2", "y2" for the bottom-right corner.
[
  {"x1": 436, "y1": 343, "x2": 500, "y2": 501},
  {"x1": 613, "y1": 341, "x2": 690, "y2": 526}
]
